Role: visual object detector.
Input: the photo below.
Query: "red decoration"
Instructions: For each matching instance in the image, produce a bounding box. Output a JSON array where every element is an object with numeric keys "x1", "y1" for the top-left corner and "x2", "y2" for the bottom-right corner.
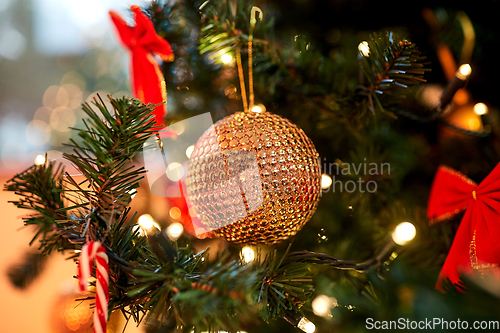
[
  {"x1": 77, "y1": 241, "x2": 109, "y2": 333},
  {"x1": 109, "y1": 6, "x2": 208, "y2": 239},
  {"x1": 109, "y1": 5, "x2": 174, "y2": 125},
  {"x1": 428, "y1": 164, "x2": 500, "y2": 291}
]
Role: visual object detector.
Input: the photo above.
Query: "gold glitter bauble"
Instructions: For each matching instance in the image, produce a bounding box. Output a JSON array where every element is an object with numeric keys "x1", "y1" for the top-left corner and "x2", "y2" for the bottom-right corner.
[{"x1": 186, "y1": 111, "x2": 321, "y2": 244}]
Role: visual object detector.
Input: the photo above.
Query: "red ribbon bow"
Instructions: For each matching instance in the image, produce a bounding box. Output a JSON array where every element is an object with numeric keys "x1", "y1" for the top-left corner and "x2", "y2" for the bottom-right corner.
[
  {"x1": 427, "y1": 164, "x2": 500, "y2": 290},
  {"x1": 109, "y1": 5, "x2": 174, "y2": 125}
]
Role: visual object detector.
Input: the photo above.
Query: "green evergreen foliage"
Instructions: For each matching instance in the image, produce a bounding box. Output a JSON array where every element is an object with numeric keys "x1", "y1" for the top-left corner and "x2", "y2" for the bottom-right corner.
[{"x1": 5, "y1": 1, "x2": 500, "y2": 332}]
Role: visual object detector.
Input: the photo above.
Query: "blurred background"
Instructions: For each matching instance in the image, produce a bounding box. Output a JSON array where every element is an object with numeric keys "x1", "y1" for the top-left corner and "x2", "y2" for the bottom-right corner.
[
  {"x1": 0, "y1": 0, "x2": 149, "y2": 332},
  {"x1": 0, "y1": 0, "x2": 142, "y2": 172}
]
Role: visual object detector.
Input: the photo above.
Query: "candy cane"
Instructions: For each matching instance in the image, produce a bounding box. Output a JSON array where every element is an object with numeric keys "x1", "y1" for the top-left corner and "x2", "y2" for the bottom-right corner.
[{"x1": 78, "y1": 241, "x2": 109, "y2": 333}]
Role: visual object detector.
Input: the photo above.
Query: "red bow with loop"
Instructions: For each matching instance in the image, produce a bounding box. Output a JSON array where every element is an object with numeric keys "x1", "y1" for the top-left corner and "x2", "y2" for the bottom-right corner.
[
  {"x1": 428, "y1": 164, "x2": 500, "y2": 290},
  {"x1": 109, "y1": 5, "x2": 174, "y2": 125}
]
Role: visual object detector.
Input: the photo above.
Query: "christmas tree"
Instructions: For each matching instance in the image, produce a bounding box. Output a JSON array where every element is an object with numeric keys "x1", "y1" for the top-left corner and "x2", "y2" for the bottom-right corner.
[{"x1": 5, "y1": 1, "x2": 500, "y2": 332}]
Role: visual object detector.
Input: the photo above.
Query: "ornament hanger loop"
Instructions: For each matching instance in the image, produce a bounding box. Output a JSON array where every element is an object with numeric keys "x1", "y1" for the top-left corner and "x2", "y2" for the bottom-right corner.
[
  {"x1": 251, "y1": 6, "x2": 263, "y2": 26},
  {"x1": 236, "y1": 7, "x2": 263, "y2": 113}
]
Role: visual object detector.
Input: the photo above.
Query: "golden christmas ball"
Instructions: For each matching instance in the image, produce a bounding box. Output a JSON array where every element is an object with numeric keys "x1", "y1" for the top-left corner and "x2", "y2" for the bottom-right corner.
[{"x1": 186, "y1": 110, "x2": 321, "y2": 244}]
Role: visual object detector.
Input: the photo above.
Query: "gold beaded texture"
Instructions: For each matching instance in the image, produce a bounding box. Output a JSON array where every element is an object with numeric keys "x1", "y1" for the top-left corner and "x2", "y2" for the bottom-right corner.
[{"x1": 186, "y1": 111, "x2": 321, "y2": 244}]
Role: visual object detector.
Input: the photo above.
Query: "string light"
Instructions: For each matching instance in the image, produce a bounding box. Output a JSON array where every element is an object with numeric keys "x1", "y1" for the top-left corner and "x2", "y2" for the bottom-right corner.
[
  {"x1": 251, "y1": 105, "x2": 262, "y2": 113},
  {"x1": 34, "y1": 154, "x2": 46, "y2": 165},
  {"x1": 439, "y1": 63, "x2": 472, "y2": 110},
  {"x1": 358, "y1": 41, "x2": 370, "y2": 57},
  {"x1": 165, "y1": 222, "x2": 184, "y2": 241},
  {"x1": 221, "y1": 53, "x2": 233, "y2": 64},
  {"x1": 137, "y1": 214, "x2": 160, "y2": 234},
  {"x1": 240, "y1": 246, "x2": 255, "y2": 263},
  {"x1": 321, "y1": 174, "x2": 332, "y2": 189},
  {"x1": 458, "y1": 63, "x2": 472, "y2": 79},
  {"x1": 297, "y1": 317, "x2": 316, "y2": 333},
  {"x1": 474, "y1": 102, "x2": 488, "y2": 116},
  {"x1": 392, "y1": 222, "x2": 416, "y2": 245},
  {"x1": 312, "y1": 295, "x2": 337, "y2": 317},
  {"x1": 250, "y1": 104, "x2": 266, "y2": 113}
]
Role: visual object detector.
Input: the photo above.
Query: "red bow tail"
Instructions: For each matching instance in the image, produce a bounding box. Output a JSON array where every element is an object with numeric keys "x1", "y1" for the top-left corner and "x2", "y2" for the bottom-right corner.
[
  {"x1": 109, "y1": 5, "x2": 174, "y2": 126},
  {"x1": 428, "y1": 164, "x2": 500, "y2": 291},
  {"x1": 131, "y1": 49, "x2": 168, "y2": 124}
]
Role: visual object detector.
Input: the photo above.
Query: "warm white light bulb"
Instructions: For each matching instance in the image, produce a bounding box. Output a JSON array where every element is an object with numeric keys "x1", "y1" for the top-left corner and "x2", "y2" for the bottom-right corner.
[
  {"x1": 358, "y1": 41, "x2": 370, "y2": 57},
  {"x1": 166, "y1": 222, "x2": 184, "y2": 241},
  {"x1": 474, "y1": 102, "x2": 488, "y2": 116},
  {"x1": 240, "y1": 246, "x2": 255, "y2": 263},
  {"x1": 251, "y1": 104, "x2": 266, "y2": 113},
  {"x1": 297, "y1": 317, "x2": 316, "y2": 333},
  {"x1": 221, "y1": 53, "x2": 233, "y2": 64},
  {"x1": 138, "y1": 214, "x2": 160, "y2": 233},
  {"x1": 132, "y1": 225, "x2": 145, "y2": 237},
  {"x1": 392, "y1": 222, "x2": 416, "y2": 245},
  {"x1": 138, "y1": 214, "x2": 154, "y2": 230},
  {"x1": 459, "y1": 64, "x2": 472, "y2": 77},
  {"x1": 321, "y1": 174, "x2": 332, "y2": 189},
  {"x1": 251, "y1": 105, "x2": 262, "y2": 113},
  {"x1": 34, "y1": 154, "x2": 46, "y2": 165}
]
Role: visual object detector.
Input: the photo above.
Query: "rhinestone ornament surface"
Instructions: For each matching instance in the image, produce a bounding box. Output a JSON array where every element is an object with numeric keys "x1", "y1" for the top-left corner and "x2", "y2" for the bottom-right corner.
[{"x1": 186, "y1": 111, "x2": 321, "y2": 244}]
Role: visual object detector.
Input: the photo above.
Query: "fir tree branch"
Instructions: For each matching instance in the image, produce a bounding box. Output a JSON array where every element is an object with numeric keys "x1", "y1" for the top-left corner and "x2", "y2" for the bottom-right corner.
[
  {"x1": 4, "y1": 92, "x2": 412, "y2": 331},
  {"x1": 62, "y1": 95, "x2": 161, "y2": 240},
  {"x1": 4, "y1": 159, "x2": 68, "y2": 253},
  {"x1": 360, "y1": 32, "x2": 431, "y2": 117},
  {"x1": 7, "y1": 251, "x2": 47, "y2": 289}
]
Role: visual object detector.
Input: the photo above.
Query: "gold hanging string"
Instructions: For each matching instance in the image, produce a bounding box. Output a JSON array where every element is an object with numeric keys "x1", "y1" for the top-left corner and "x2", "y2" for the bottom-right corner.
[
  {"x1": 235, "y1": 48, "x2": 249, "y2": 112},
  {"x1": 248, "y1": 7, "x2": 262, "y2": 111},
  {"x1": 248, "y1": 27, "x2": 255, "y2": 110},
  {"x1": 248, "y1": 31, "x2": 254, "y2": 110},
  {"x1": 235, "y1": 7, "x2": 262, "y2": 113}
]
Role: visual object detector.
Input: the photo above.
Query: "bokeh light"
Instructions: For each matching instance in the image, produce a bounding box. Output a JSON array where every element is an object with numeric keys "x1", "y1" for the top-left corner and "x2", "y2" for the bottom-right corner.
[
  {"x1": 312, "y1": 295, "x2": 338, "y2": 317},
  {"x1": 165, "y1": 222, "x2": 184, "y2": 241},
  {"x1": 26, "y1": 120, "x2": 52, "y2": 145},
  {"x1": 221, "y1": 53, "x2": 233, "y2": 64},
  {"x1": 474, "y1": 102, "x2": 488, "y2": 116},
  {"x1": 34, "y1": 154, "x2": 46, "y2": 165},
  {"x1": 240, "y1": 246, "x2": 255, "y2": 263},
  {"x1": 321, "y1": 174, "x2": 332, "y2": 189},
  {"x1": 166, "y1": 162, "x2": 185, "y2": 181},
  {"x1": 169, "y1": 207, "x2": 182, "y2": 220},
  {"x1": 358, "y1": 41, "x2": 370, "y2": 56}
]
